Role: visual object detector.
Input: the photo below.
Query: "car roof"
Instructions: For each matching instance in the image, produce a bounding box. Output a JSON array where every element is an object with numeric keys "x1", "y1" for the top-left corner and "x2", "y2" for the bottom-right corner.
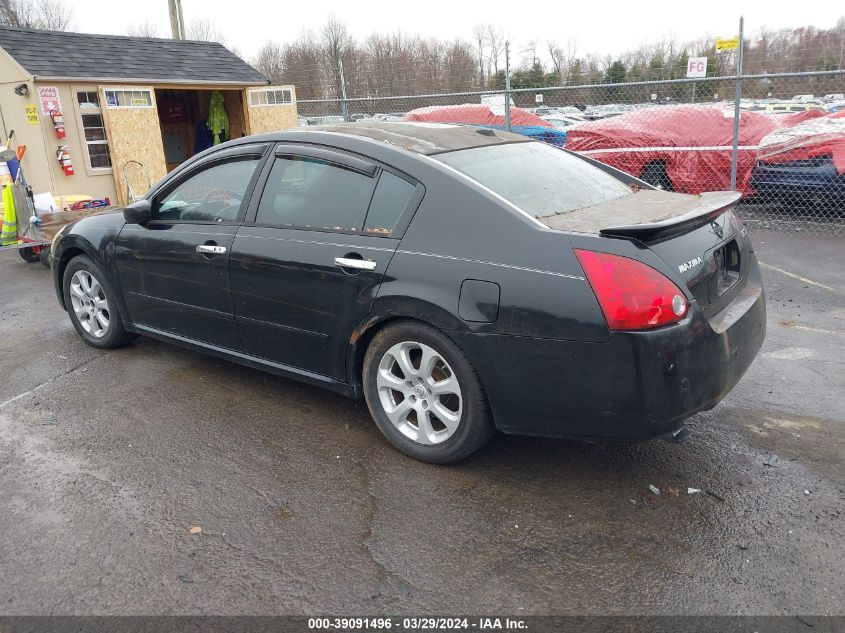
[{"x1": 238, "y1": 121, "x2": 531, "y2": 156}]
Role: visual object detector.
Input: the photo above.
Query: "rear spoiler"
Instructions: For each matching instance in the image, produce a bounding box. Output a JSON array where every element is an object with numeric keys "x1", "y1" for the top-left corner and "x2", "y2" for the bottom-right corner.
[{"x1": 599, "y1": 191, "x2": 742, "y2": 242}]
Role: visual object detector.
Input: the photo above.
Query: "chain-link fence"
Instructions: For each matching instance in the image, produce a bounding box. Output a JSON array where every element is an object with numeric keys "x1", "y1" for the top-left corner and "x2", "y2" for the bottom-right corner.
[{"x1": 283, "y1": 27, "x2": 845, "y2": 235}]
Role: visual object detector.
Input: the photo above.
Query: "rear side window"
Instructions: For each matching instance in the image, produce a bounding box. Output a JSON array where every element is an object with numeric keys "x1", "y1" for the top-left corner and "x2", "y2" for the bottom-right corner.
[
  {"x1": 364, "y1": 171, "x2": 417, "y2": 235},
  {"x1": 435, "y1": 142, "x2": 633, "y2": 217},
  {"x1": 256, "y1": 156, "x2": 375, "y2": 231}
]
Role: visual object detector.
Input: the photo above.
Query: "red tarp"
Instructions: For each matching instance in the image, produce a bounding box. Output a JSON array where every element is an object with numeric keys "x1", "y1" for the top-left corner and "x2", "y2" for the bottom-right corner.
[
  {"x1": 756, "y1": 111, "x2": 845, "y2": 174},
  {"x1": 778, "y1": 108, "x2": 828, "y2": 127},
  {"x1": 404, "y1": 104, "x2": 552, "y2": 128},
  {"x1": 564, "y1": 105, "x2": 782, "y2": 195}
]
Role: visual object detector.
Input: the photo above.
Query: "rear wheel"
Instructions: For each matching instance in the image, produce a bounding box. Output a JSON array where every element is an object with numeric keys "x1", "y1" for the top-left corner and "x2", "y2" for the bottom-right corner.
[
  {"x1": 363, "y1": 321, "x2": 494, "y2": 463},
  {"x1": 641, "y1": 162, "x2": 674, "y2": 191},
  {"x1": 63, "y1": 255, "x2": 135, "y2": 349},
  {"x1": 18, "y1": 246, "x2": 41, "y2": 263}
]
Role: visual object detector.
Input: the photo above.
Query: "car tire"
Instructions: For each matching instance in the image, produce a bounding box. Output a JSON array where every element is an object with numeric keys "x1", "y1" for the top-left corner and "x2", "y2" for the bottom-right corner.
[
  {"x1": 363, "y1": 321, "x2": 495, "y2": 464},
  {"x1": 641, "y1": 162, "x2": 674, "y2": 191},
  {"x1": 39, "y1": 245, "x2": 51, "y2": 268},
  {"x1": 63, "y1": 255, "x2": 135, "y2": 349},
  {"x1": 18, "y1": 246, "x2": 41, "y2": 263}
]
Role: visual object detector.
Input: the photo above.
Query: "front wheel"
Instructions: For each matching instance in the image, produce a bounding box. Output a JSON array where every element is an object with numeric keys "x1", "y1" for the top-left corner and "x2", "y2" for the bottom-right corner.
[
  {"x1": 63, "y1": 255, "x2": 135, "y2": 349},
  {"x1": 363, "y1": 321, "x2": 494, "y2": 463}
]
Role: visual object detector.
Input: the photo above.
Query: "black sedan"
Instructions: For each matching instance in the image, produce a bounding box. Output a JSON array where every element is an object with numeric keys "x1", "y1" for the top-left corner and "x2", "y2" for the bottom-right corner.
[{"x1": 51, "y1": 122, "x2": 766, "y2": 463}]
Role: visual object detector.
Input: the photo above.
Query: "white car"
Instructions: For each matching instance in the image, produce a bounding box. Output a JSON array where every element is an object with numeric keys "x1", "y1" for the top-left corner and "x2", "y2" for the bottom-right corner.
[{"x1": 541, "y1": 115, "x2": 583, "y2": 130}]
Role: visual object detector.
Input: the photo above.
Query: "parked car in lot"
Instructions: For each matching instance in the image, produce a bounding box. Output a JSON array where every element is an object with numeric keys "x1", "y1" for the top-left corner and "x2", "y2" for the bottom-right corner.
[
  {"x1": 751, "y1": 111, "x2": 845, "y2": 206},
  {"x1": 51, "y1": 122, "x2": 766, "y2": 463},
  {"x1": 404, "y1": 104, "x2": 568, "y2": 146},
  {"x1": 565, "y1": 105, "x2": 781, "y2": 194},
  {"x1": 554, "y1": 105, "x2": 587, "y2": 118},
  {"x1": 747, "y1": 102, "x2": 824, "y2": 115},
  {"x1": 307, "y1": 115, "x2": 345, "y2": 125},
  {"x1": 541, "y1": 115, "x2": 583, "y2": 130}
]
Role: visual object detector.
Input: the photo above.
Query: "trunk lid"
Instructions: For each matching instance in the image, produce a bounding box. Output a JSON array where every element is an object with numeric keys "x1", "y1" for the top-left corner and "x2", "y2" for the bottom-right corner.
[{"x1": 540, "y1": 189, "x2": 751, "y2": 318}]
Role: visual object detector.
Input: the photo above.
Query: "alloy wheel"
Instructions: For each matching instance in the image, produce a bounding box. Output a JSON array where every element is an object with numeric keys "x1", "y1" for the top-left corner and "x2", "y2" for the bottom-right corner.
[
  {"x1": 69, "y1": 270, "x2": 110, "y2": 338},
  {"x1": 376, "y1": 340, "x2": 463, "y2": 445}
]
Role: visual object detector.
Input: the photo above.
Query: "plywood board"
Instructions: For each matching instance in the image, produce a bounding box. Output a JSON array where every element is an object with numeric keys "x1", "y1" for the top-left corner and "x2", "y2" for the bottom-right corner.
[
  {"x1": 245, "y1": 86, "x2": 299, "y2": 135},
  {"x1": 224, "y1": 90, "x2": 246, "y2": 140},
  {"x1": 99, "y1": 85, "x2": 167, "y2": 206}
]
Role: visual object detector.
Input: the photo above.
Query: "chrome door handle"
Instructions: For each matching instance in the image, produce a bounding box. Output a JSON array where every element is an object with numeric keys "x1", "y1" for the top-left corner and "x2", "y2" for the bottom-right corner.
[
  {"x1": 334, "y1": 257, "x2": 377, "y2": 271},
  {"x1": 196, "y1": 244, "x2": 227, "y2": 254}
]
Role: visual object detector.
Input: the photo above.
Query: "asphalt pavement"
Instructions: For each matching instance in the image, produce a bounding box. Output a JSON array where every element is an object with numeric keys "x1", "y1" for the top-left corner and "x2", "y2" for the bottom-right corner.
[{"x1": 0, "y1": 229, "x2": 842, "y2": 616}]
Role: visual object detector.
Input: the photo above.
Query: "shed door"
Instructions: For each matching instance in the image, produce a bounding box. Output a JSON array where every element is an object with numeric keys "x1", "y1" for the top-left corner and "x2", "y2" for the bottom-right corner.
[
  {"x1": 245, "y1": 87, "x2": 299, "y2": 135},
  {"x1": 99, "y1": 86, "x2": 167, "y2": 206}
]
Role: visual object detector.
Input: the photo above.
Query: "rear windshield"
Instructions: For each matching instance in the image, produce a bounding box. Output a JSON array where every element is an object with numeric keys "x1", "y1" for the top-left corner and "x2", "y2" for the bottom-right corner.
[{"x1": 435, "y1": 142, "x2": 633, "y2": 217}]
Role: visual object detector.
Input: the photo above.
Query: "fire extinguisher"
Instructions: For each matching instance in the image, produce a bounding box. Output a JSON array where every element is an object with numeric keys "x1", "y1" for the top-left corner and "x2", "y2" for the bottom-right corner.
[
  {"x1": 49, "y1": 109, "x2": 66, "y2": 138},
  {"x1": 57, "y1": 146, "x2": 74, "y2": 176}
]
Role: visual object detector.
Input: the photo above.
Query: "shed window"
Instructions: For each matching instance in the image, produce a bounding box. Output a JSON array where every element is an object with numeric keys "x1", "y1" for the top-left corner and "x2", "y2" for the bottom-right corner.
[
  {"x1": 77, "y1": 91, "x2": 100, "y2": 108},
  {"x1": 76, "y1": 91, "x2": 111, "y2": 170},
  {"x1": 249, "y1": 88, "x2": 294, "y2": 106},
  {"x1": 103, "y1": 89, "x2": 154, "y2": 108}
]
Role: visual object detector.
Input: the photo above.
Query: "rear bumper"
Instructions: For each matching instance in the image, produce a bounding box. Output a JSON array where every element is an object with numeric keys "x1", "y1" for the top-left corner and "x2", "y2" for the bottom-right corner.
[
  {"x1": 451, "y1": 256, "x2": 767, "y2": 440},
  {"x1": 750, "y1": 160, "x2": 845, "y2": 197}
]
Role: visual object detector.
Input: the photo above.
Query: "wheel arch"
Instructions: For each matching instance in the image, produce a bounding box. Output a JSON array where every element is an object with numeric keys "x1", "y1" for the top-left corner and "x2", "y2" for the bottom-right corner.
[
  {"x1": 345, "y1": 300, "x2": 468, "y2": 395},
  {"x1": 54, "y1": 243, "x2": 91, "y2": 310},
  {"x1": 54, "y1": 237, "x2": 128, "y2": 319}
]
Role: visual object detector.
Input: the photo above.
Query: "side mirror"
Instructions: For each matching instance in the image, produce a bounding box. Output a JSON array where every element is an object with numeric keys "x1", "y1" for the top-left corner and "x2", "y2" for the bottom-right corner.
[{"x1": 123, "y1": 199, "x2": 152, "y2": 225}]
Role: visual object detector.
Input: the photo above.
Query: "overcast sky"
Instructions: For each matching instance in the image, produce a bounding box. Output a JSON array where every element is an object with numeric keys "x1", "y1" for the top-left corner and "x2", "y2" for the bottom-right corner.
[{"x1": 70, "y1": 0, "x2": 844, "y2": 63}]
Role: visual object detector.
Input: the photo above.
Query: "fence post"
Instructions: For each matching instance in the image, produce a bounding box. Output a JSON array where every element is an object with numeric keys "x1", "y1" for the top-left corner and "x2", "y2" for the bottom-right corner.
[
  {"x1": 730, "y1": 15, "x2": 745, "y2": 191},
  {"x1": 339, "y1": 58, "x2": 349, "y2": 122},
  {"x1": 504, "y1": 41, "x2": 512, "y2": 132}
]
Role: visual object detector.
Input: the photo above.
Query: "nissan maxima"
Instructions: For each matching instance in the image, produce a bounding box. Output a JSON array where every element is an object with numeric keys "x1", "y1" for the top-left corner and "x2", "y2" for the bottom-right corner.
[{"x1": 51, "y1": 122, "x2": 766, "y2": 463}]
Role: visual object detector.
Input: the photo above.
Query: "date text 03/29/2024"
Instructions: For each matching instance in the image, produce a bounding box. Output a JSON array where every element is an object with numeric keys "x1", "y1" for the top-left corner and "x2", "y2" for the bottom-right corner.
[{"x1": 307, "y1": 617, "x2": 527, "y2": 630}]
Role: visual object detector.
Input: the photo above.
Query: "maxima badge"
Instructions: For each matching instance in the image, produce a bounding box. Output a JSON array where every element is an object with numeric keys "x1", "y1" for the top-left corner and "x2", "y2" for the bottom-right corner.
[{"x1": 678, "y1": 257, "x2": 703, "y2": 274}]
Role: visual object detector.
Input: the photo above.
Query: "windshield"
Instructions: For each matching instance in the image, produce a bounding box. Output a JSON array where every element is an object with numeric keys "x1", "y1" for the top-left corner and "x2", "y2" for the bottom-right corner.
[{"x1": 435, "y1": 142, "x2": 633, "y2": 217}]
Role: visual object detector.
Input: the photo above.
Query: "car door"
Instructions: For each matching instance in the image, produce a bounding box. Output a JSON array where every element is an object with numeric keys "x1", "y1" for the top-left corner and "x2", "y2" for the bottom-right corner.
[
  {"x1": 229, "y1": 144, "x2": 423, "y2": 379},
  {"x1": 116, "y1": 144, "x2": 268, "y2": 350}
]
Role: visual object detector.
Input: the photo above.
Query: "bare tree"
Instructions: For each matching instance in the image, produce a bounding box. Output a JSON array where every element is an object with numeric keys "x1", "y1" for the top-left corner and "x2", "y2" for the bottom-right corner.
[
  {"x1": 253, "y1": 41, "x2": 285, "y2": 83},
  {"x1": 472, "y1": 24, "x2": 486, "y2": 86},
  {"x1": 320, "y1": 16, "x2": 353, "y2": 98},
  {"x1": 126, "y1": 21, "x2": 159, "y2": 38},
  {"x1": 187, "y1": 16, "x2": 225, "y2": 44},
  {"x1": 486, "y1": 25, "x2": 504, "y2": 77},
  {"x1": 547, "y1": 38, "x2": 579, "y2": 84},
  {"x1": 1, "y1": 0, "x2": 72, "y2": 30}
]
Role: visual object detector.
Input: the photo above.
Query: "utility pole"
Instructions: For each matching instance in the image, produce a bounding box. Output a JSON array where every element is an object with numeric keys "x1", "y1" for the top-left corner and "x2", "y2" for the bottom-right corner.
[
  {"x1": 339, "y1": 59, "x2": 349, "y2": 122},
  {"x1": 730, "y1": 16, "x2": 744, "y2": 192},
  {"x1": 504, "y1": 41, "x2": 512, "y2": 132},
  {"x1": 168, "y1": 0, "x2": 186, "y2": 40}
]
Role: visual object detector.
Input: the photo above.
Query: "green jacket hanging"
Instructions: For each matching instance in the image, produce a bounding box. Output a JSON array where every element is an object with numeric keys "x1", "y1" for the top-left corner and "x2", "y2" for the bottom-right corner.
[
  {"x1": 1, "y1": 184, "x2": 18, "y2": 246},
  {"x1": 207, "y1": 91, "x2": 229, "y2": 146}
]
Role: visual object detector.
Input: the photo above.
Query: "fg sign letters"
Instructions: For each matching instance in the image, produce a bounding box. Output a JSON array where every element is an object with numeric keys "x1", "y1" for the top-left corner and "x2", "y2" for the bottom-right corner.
[{"x1": 686, "y1": 57, "x2": 708, "y2": 78}]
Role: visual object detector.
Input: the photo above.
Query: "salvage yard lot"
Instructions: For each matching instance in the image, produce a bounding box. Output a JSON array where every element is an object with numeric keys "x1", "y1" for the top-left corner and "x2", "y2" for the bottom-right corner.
[{"x1": 0, "y1": 229, "x2": 842, "y2": 615}]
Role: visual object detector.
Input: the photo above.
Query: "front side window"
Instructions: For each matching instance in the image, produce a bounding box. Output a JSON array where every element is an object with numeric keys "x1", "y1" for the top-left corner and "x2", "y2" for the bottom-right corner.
[
  {"x1": 154, "y1": 158, "x2": 259, "y2": 223},
  {"x1": 76, "y1": 91, "x2": 111, "y2": 169},
  {"x1": 255, "y1": 156, "x2": 375, "y2": 231},
  {"x1": 435, "y1": 141, "x2": 633, "y2": 217}
]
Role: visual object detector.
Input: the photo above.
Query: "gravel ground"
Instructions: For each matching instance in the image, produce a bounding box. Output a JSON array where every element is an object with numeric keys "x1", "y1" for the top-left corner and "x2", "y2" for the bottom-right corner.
[{"x1": 0, "y1": 229, "x2": 842, "y2": 616}]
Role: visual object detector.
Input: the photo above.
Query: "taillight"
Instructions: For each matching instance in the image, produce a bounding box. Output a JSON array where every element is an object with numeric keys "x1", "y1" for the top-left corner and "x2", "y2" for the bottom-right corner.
[{"x1": 574, "y1": 249, "x2": 689, "y2": 331}]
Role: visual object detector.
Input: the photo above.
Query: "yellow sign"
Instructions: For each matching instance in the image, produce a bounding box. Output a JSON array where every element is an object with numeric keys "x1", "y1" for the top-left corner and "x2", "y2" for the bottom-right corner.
[
  {"x1": 716, "y1": 36, "x2": 740, "y2": 51},
  {"x1": 25, "y1": 104, "x2": 39, "y2": 125}
]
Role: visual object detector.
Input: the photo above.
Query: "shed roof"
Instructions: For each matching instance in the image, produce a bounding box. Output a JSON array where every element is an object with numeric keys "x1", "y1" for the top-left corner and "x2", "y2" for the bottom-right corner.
[{"x1": 0, "y1": 26, "x2": 269, "y2": 85}]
